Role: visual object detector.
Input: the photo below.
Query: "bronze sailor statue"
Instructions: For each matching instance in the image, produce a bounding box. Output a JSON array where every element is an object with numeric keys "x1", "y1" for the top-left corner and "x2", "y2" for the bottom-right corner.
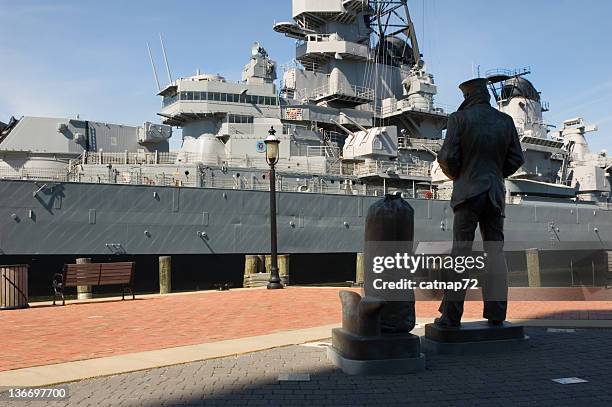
[{"x1": 436, "y1": 77, "x2": 525, "y2": 327}]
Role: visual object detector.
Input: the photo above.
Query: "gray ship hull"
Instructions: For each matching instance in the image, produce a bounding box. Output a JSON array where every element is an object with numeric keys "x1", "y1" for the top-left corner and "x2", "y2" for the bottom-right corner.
[{"x1": 1, "y1": 179, "x2": 611, "y2": 256}]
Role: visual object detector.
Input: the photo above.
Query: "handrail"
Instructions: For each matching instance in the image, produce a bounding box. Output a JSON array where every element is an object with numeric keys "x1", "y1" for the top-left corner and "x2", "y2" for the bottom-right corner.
[{"x1": 297, "y1": 83, "x2": 374, "y2": 102}]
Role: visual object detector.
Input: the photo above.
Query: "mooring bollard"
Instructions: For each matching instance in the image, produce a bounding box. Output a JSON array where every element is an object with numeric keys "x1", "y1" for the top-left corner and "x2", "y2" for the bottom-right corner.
[
  {"x1": 257, "y1": 255, "x2": 266, "y2": 273},
  {"x1": 244, "y1": 255, "x2": 259, "y2": 275},
  {"x1": 278, "y1": 254, "x2": 290, "y2": 286},
  {"x1": 76, "y1": 258, "x2": 93, "y2": 300},
  {"x1": 525, "y1": 248, "x2": 541, "y2": 287},
  {"x1": 159, "y1": 256, "x2": 171, "y2": 294},
  {"x1": 243, "y1": 255, "x2": 261, "y2": 288},
  {"x1": 355, "y1": 253, "x2": 365, "y2": 286}
]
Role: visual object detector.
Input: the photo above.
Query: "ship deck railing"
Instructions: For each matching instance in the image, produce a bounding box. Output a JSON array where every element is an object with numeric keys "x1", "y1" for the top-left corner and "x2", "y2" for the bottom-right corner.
[
  {"x1": 1, "y1": 150, "x2": 434, "y2": 196},
  {"x1": 296, "y1": 33, "x2": 336, "y2": 47},
  {"x1": 82, "y1": 151, "x2": 177, "y2": 165},
  {"x1": 0, "y1": 165, "x2": 435, "y2": 198},
  {"x1": 485, "y1": 66, "x2": 532, "y2": 79},
  {"x1": 295, "y1": 83, "x2": 374, "y2": 103},
  {"x1": 79, "y1": 151, "x2": 338, "y2": 175},
  {"x1": 357, "y1": 99, "x2": 450, "y2": 118},
  {"x1": 398, "y1": 137, "x2": 443, "y2": 152},
  {"x1": 0, "y1": 167, "x2": 72, "y2": 182},
  {"x1": 304, "y1": 146, "x2": 341, "y2": 158},
  {"x1": 77, "y1": 151, "x2": 432, "y2": 179},
  {"x1": 353, "y1": 161, "x2": 431, "y2": 178}
]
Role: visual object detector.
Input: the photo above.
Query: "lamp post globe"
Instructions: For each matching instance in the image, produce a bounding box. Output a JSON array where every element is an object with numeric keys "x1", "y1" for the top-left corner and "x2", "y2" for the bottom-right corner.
[
  {"x1": 264, "y1": 126, "x2": 280, "y2": 165},
  {"x1": 265, "y1": 126, "x2": 283, "y2": 289}
]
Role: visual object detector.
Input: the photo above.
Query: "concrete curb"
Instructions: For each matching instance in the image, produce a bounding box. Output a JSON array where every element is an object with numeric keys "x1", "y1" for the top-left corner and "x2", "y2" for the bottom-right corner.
[{"x1": 28, "y1": 286, "x2": 268, "y2": 307}]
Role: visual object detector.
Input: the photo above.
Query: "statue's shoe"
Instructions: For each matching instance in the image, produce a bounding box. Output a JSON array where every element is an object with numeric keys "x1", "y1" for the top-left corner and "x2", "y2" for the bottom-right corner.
[
  {"x1": 487, "y1": 319, "x2": 504, "y2": 326},
  {"x1": 434, "y1": 317, "x2": 461, "y2": 328}
]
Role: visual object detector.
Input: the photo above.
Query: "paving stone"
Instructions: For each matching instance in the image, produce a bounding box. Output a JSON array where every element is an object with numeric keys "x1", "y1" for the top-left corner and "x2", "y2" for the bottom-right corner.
[{"x1": 3, "y1": 327, "x2": 608, "y2": 406}]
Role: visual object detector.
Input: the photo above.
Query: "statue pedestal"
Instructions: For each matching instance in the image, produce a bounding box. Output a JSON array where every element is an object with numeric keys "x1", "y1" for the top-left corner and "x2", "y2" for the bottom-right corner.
[
  {"x1": 421, "y1": 321, "x2": 529, "y2": 355},
  {"x1": 328, "y1": 328, "x2": 425, "y2": 375}
]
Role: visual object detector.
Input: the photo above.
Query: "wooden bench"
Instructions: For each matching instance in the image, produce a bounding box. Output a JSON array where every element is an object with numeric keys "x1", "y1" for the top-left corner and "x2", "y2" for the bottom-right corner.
[{"x1": 52, "y1": 262, "x2": 135, "y2": 305}]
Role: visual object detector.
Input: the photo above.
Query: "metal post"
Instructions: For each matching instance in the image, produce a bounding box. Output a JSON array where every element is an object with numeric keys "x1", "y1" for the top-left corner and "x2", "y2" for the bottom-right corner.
[
  {"x1": 267, "y1": 165, "x2": 283, "y2": 289},
  {"x1": 76, "y1": 258, "x2": 93, "y2": 300}
]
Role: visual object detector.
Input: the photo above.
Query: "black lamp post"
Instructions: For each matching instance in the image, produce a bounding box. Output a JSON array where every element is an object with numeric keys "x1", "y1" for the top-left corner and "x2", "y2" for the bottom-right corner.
[{"x1": 264, "y1": 126, "x2": 283, "y2": 289}]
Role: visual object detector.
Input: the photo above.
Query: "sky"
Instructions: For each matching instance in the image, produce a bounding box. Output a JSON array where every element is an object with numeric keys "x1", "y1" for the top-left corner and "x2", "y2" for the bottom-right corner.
[{"x1": 0, "y1": 0, "x2": 610, "y2": 151}]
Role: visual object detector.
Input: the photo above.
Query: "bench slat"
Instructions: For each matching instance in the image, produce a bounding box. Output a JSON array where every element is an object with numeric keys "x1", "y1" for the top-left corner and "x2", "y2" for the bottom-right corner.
[
  {"x1": 98, "y1": 275, "x2": 132, "y2": 280},
  {"x1": 66, "y1": 265, "x2": 100, "y2": 271},
  {"x1": 73, "y1": 274, "x2": 101, "y2": 279},
  {"x1": 66, "y1": 263, "x2": 100, "y2": 268},
  {"x1": 66, "y1": 273, "x2": 101, "y2": 286},
  {"x1": 99, "y1": 263, "x2": 133, "y2": 268},
  {"x1": 68, "y1": 269, "x2": 100, "y2": 274},
  {"x1": 66, "y1": 277, "x2": 100, "y2": 286},
  {"x1": 66, "y1": 271, "x2": 99, "y2": 278},
  {"x1": 102, "y1": 270, "x2": 132, "y2": 276},
  {"x1": 68, "y1": 271, "x2": 100, "y2": 277},
  {"x1": 99, "y1": 261, "x2": 134, "y2": 267},
  {"x1": 67, "y1": 280, "x2": 99, "y2": 286},
  {"x1": 98, "y1": 275, "x2": 132, "y2": 281},
  {"x1": 98, "y1": 279, "x2": 131, "y2": 285},
  {"x1": 97, "y1": 276, "x2": 132, "y2": 285}
]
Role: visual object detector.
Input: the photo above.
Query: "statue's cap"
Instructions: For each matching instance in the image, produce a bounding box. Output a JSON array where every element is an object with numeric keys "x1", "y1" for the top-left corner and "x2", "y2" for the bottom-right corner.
[{"x1": 458, "y1": 78, "x2": 489, "y2": 97}]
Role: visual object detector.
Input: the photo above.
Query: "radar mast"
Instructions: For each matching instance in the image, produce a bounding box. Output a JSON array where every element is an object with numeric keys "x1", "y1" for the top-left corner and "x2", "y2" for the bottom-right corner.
[{"x1": 369, "y1": 0, "x2": 423, "y2": 69}]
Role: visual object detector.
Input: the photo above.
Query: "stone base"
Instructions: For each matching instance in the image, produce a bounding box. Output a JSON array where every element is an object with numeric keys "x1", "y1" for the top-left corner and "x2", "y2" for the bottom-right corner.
[
  {"x1": 422, "y1": 321, "x2": 529, "y2": 355},
  {"x1": 77, "y1": 285, "x2": 93, "y2": 300},
  {"x1": 327, "y1": 346, "x2": 425, "y2": 375},
  {"x1": 331, "y1": 328, "x2": 421, "y2": 360},
  {"x1": 243, "y1": 273, "x2": 289, "y2": 288},
  {"x1": 328, "y1": 328, "x2": 425, "y2": 375}
]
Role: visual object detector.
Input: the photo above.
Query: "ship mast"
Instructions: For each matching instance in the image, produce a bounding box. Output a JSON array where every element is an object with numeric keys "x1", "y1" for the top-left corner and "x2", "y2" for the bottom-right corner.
[{"x1": 369, "y1": 0, "x2": 423, "y2": 69}]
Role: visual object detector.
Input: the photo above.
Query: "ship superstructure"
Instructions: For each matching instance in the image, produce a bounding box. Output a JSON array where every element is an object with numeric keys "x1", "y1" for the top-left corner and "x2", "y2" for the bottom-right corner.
[
  {"x1": 488, "y1": 69, "x2": 611, "y2": 202},
  {"x1": 0, "y1": 1, "x2": 451, "y2": 198}
]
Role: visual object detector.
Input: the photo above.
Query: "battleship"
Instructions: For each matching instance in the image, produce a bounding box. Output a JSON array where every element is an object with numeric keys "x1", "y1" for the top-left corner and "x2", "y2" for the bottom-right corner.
[{"x1": 1, "y1": 0, "x2": 611, "y2": 294}]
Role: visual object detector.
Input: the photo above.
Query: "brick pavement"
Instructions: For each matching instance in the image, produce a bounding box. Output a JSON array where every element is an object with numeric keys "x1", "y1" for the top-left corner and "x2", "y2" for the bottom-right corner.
[
  {"x1": 5, "y1": 327, "x2": 612, "y2": 407},
  {"x1": 1, "y1": 287, "x2": 612, "y2": 372}
]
